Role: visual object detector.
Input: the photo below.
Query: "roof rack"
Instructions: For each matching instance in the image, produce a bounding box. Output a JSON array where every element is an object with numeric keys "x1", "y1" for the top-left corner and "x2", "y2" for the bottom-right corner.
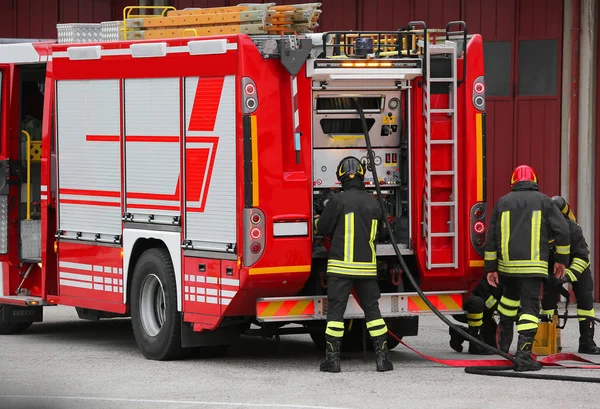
[{"x1": 56, "y1": 3, "x2": 323, "y2": 44}]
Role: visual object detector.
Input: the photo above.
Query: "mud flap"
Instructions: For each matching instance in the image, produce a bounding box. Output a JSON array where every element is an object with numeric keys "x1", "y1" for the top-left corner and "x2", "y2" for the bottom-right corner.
[{"x1": 0, "y1": 303, "x2": 43, "y2": 324}]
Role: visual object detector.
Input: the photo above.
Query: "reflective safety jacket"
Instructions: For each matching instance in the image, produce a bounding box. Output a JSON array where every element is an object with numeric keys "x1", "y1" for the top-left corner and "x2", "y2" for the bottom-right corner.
[
  {"x1": 484, "y1": 181, "x2": 570, "y2": 278},
  {"x1": 548, "y1": 219, "x2": 590, "y2": 283},
  {"x1": 315, "y1": 185, "x2": 382, "y2": 278}
]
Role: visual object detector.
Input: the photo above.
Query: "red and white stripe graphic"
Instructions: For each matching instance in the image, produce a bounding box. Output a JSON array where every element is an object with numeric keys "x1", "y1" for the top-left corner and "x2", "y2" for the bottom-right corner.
[
  {"x1": 183, "y1": 274, "x2": 239, "y2": 306},
  {"x1": 291, "y1": 76, "x2": 300, "y2": 134},
  {"x1": 59, "y1": 261, "x2": 123, "y2": 294}
]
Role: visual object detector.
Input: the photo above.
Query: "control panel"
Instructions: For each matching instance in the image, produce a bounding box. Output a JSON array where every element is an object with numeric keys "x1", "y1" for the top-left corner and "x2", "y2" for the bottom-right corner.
[
  {"x1": 313, "y1": 148, "x2": 401, "y2": 188},
  {"x1": 312, "y1": 91, "x2": 403, "y2": 149}
]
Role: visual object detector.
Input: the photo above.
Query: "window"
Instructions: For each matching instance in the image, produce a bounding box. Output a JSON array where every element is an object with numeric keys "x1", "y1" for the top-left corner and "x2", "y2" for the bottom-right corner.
[
  {"x1": 518, "y1": 39, "x2": 558, "y2": 96},
  {"x1": 483, "y1": 41, "x2": 511, "y2": 97}
]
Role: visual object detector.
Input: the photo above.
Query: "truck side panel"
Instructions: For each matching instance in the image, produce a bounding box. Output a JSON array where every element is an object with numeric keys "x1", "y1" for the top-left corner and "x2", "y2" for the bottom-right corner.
[
  {"x1": 55, "y1": 79, "x2": 121, "y2": 239},
  {"x1": 55, "y1": 241, "x2": 124, "y2": 313},
  {"x1": 184, "y1": 75, "x2": 237, "y2": 250},
  {"x1": 124, "y1": 77, "x2": 181, "y2": 222}
]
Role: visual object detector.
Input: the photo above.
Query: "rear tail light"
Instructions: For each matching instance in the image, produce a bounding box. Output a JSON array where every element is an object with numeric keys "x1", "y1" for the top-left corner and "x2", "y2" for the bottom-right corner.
[
  {"x1": 242, "y1": 77, "x2": 258, "y2": 115},
  {"x1": 472, "y1": 76, "x2": 485, "y2": 112},
  {"x1": 469, "y1": 202, "x2": 486, "y2": 257},
  {"x1": 243, "y1": 208, "x2": 265, "y2": 267}
]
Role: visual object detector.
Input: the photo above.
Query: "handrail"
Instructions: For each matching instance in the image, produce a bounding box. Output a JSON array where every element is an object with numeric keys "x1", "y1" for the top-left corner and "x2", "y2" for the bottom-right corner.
[
  {"x1": 122, "y1": 5, "x2": 177, "y2": 41},
  {"x1": 22, "y1": 130, "x2": 31, "y2": 220}
]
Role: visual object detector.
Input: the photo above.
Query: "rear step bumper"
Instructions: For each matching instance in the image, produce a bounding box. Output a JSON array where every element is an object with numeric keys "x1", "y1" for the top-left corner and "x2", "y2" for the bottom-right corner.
[
  {"x1": 256, "y1": 291, "x2": 465, "y2": 322},
  {"x1": 0, "y1": 295, "x2": 54, "y2": 307}
]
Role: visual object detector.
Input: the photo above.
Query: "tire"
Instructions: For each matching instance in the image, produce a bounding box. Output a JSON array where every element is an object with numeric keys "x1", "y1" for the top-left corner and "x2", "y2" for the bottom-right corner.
[{"x1": 130, "y1": 248, "x2": 182, "y2": 360}]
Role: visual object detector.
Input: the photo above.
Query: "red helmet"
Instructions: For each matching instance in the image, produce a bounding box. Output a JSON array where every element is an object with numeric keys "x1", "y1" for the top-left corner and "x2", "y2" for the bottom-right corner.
[{"x1": 510, "y1": 165, "x2": 537, "y2": 187}]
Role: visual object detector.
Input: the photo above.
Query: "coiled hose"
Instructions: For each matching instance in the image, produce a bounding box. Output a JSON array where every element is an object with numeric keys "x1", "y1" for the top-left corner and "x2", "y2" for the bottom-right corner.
[{"x1": 352, "y1": 97, "x2": 600, "y2": 382}]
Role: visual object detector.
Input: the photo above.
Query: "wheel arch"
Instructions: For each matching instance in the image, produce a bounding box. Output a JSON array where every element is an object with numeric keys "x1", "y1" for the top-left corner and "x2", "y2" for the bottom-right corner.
[{"x1": 123, "y1": 228, "x2": 182, "y2": 311}]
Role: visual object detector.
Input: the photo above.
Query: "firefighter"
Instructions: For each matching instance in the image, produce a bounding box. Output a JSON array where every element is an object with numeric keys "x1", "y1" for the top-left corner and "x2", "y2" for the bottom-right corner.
[
  {"x1": 541, "y1": 196, "x2": 600, "y2": 354},
  {"x1": 484, "y1": 165, "x2": 570, "y2": 371},
  {"x1": 314, "y1": 156, "x2": 393, "y2": 373},
  {"x1": 449, "y1": 275, "x2": 503, "y2": 354}
]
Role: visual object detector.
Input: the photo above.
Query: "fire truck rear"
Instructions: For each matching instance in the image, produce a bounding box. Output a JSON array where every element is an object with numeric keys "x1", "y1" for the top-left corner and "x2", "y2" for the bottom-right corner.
[{"x1": 0, "y1": 5, "x2": 486, "y2": 359}]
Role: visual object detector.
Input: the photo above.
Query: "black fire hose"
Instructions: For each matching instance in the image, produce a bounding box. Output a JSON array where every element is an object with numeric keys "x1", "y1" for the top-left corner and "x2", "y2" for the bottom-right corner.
[{"x1": 352, "y1": 97, "x2": 600, "y2": 383}]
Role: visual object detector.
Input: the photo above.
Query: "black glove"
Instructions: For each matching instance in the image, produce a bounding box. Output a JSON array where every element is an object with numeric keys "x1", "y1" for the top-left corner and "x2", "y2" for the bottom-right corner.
[{"x1": 547, "y1": 274, "x2": 565, "y2": 288}]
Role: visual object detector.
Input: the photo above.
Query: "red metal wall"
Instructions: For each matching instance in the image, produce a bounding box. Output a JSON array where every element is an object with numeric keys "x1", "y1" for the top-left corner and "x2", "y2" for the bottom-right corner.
[{"x1": 0, "y1": 0, "x2": 122, "y2": 38}]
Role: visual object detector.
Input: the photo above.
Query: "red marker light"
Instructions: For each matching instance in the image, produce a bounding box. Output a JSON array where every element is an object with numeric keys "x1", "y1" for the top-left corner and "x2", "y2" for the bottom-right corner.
[
  {"x1": 473, "y1": 221, "x2": 485, "y2": 234},
  {"x1": 245, "y1": 83, "x2": 256, "y2": 95},
  {"x1": 474, "y1": 82, "x2": 485, "y2": 94},
  {"x1": 250, "y1": 242, "x2": 261, "y2": 253},
  {"x1": 250, "y1": 227, "x2": 262, "y2": 240},
  {"x1": 251, "y1": 213, "x2": 261, "y2": 224},
  {"x1": 474, "y1": 208, "x2": 484, "y2": 218}
]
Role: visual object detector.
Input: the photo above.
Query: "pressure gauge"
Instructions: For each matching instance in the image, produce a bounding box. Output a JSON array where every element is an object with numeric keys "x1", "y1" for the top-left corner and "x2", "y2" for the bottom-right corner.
[{"x1": 388, "y1": 98, "x2": 400, "y2": 110}]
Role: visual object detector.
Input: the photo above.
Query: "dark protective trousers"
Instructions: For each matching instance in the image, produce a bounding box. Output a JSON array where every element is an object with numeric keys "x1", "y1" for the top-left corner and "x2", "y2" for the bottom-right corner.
[
  {"x1": 541, "y1": 270, "x2": 595, "y2": 321},
  {"x1": 325, "y1": 275, "x2": 388, "y2": 339},
  {"x1": 497, "y1": 276, "x2": 542, "y2": 337}
]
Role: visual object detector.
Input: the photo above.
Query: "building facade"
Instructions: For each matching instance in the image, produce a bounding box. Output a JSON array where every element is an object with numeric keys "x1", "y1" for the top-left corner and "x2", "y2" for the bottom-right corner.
[{"x1": 1, "y1": 0, "x2": 598, "y2": 300}]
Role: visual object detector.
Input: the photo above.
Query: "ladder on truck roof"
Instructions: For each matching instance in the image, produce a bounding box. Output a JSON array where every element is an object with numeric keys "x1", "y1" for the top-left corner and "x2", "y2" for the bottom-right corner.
[{"x1": 420, "y1": 22, "x2": 467, "y2": 269}]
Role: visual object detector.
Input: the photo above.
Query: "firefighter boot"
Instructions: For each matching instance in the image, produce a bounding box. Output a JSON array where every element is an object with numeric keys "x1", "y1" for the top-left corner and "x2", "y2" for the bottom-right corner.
[
  {"x1": 372, "y1": 335, "x2": 394, "y2": 372},
  {"x1": 449, "y1": 325, "x2": 468, "y2": 353},
  {"x1": 497, "y1": 317, "x2": 514, "y2": 353},
  {"x1": 514, "y1": 334, "x2": 542, "y2": 372},
  {"x1": 468, "y1": 326, "x2": 493, "y2": 355},
  {"x1": 319, "y1": 336, "x2": 341, "y2": 373},
  {"x1": 578, "y1": 319, "x2": 600, "y2": 355}
]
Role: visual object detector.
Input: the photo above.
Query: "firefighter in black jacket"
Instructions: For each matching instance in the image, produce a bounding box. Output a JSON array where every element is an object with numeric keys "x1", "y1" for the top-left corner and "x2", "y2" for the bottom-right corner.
[
  {"x1": 485, "y1": 165, "x2": 570, "y2": 371},
  {"x1": 541, "y1": 196, "x2": 600, "y2": 354},
  {"x1": 314, "y1": 156, "x2": 393, "y2": 373},
  {"x1": 449, "y1": 275, "x2": 504, "y2": 354}
]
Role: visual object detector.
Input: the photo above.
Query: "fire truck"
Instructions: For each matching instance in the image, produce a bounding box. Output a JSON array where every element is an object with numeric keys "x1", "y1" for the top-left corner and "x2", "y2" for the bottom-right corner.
[{"x1": 0, "y1": 4, "x2": 486, "y2": 359}]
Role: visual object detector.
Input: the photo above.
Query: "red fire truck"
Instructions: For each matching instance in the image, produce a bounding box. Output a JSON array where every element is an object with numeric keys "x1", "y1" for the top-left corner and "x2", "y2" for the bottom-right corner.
[{"x1": 0, "y1": 7, "x2": 486, "y2": 359}]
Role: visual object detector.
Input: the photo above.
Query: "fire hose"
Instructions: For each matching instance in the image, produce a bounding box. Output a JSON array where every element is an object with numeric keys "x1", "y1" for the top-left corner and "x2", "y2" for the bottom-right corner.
[{"x1": 352, "y1": 97, "x2": 600, "y2": 382}]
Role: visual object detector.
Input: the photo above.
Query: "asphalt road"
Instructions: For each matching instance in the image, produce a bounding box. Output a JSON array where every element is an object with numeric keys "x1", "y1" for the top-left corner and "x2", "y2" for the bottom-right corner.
[{"x1": 1, "y1": 305, "x2": 599, "y2": 409}]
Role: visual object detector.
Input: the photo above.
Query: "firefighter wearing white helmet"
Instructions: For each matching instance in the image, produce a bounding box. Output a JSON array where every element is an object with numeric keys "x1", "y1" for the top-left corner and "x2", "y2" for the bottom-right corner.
[
  {"x1": 314, "y1": 156, "x2": 393, "y2": 373},
  {"x1": 541, "y1": 196, "x2": 600, "y2": 354}
]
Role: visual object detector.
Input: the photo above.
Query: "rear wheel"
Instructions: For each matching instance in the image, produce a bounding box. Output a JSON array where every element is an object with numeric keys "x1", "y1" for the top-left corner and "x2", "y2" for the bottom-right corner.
[{"x1": 131, "y1": 248, "x2": 181, "y2": 360}]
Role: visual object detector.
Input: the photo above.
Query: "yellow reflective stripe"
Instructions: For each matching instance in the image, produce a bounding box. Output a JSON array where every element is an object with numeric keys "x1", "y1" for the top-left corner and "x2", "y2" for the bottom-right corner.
[
  {"x1": 517, "y1": 322, "x2": 538, "y2": 332},
  {"x1": 366, "y1": 318, "x2": 386, "y2": 328},
  {"x1": 369, "y1": 219, "x2": 377, "y2": 264},
  {"x1": 327, "y1": 267, "x2": 377, "y2": 276},
  {"x1": 520, "y1": 314, "x2": 538, "y2": 323},
  {"x1": 571, "y1": 258, "x2": 589, "y2": 272},
  {"x1": 344, "y1": 212, "x2": 355, "y2": 262},
  {"x1": 530, "y1": 210, "x2": 541, "y2": 261},
  {"x1": 468, "y1": 320, "x2": 483, "y2": 327},
  {"x1": 498, "y1": 266, "x2": 548, "y2": 275},
  {"x1": 485, "y1": 295, "x2": 497, "y2": 309},
  {"x1": 565, "y1": 269, "x2": 578, "y2": 282},
  {"x1": 498, "y1": 304, "x2": 518, "y2": 317},
  {"x1": 540, "y1": 309, "x2": 555, "y2": 316},
  {"x1": 326, "y1": 321, "x2": 345, "y2": 337},
  {"x1": 498, "y1": 260, "x2": 548, "y2": 268},
  {"x1": 326, "y1": 327, "x2": 344, "y2": 337},
  {"x1": 369, "y1": 327, "x2": 388, "y2": 337},
  {"x1": 500, "y1": 296, "x2": 520, "y2": 308},
  {"x1": 556, "y1": 245, "x2": 570, "y2": 255},
  {"x1": 501, "y1": 211, "x2": 510, "y2": 261},
  {"x1": 467, "y1": 313, "x2": 484, "y2": 320},
  {"x1": 328, "y1": 259, "x2": 377, "y2": 268},
  {"x1": 484, "y1": 251, "x2": 497, "y2": 261},
  {"x1": 577, "y1": 309, "x2": 595, "y2": 318}
]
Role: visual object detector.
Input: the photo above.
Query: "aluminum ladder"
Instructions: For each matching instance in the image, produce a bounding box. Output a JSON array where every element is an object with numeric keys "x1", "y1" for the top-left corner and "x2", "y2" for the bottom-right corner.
[{"x1": 421, "y1": 39, "x2": 459, "y2": 269}]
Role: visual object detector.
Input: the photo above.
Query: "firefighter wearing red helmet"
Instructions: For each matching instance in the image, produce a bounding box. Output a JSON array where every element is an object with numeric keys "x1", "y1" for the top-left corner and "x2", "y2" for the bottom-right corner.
[
  {"x1": 541, "y1": 196, "x2": 600, "y2": 354},
  {"x1": 484, "y1": 165, "x2": 570, "y2": 371},
  {"x1": 314, "y1": 156, "x2": 393, "y2": 373}
]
